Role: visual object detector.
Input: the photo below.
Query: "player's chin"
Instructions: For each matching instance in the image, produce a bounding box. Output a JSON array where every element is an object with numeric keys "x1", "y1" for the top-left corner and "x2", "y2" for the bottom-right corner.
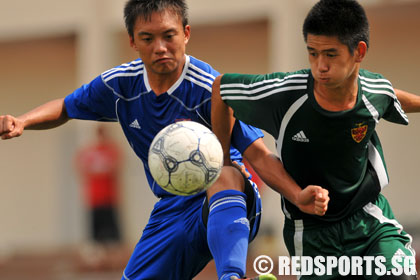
[{"x1": 152, "y1": 61, "x2": 176, "y2": 73}]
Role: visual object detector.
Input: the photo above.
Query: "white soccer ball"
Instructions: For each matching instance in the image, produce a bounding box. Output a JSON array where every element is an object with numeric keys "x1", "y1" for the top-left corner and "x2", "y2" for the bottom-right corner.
[{"x1": 148, "y1": 121, "x2": 223, "y2": 196}]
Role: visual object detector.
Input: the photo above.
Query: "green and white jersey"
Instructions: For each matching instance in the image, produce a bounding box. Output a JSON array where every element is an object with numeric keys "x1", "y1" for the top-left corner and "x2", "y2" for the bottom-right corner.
[{"x1": 220, "y1": 69, "x2": 408, "y2": 224}]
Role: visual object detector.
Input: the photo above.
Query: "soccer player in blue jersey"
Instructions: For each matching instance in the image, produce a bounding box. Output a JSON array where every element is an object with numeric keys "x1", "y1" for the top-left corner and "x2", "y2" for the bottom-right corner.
[
  {"x1": 212, "y1": 0, "x2": 418, "y2": 279},
  {"x1": 0, "y1": 1, "x2": 330, "y2": 279}
]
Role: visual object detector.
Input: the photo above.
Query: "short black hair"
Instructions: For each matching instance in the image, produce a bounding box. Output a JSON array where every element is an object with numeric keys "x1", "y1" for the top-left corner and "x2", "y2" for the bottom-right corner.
[
  {"x1": 124, "y1": 0, "x2": 189, "y2": 38},
  {"x1": 302, "y1": 0, "x2": 369, "y2": 54}
]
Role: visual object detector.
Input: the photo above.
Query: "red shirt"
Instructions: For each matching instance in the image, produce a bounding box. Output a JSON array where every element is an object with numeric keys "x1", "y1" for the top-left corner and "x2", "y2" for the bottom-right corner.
[{"x1": 76, "y1": 141, "x2": 122, "y2": 207}]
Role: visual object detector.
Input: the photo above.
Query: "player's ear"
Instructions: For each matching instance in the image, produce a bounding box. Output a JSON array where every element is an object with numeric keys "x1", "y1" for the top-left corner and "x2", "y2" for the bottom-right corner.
[
  {"x1": 355, "y1": 41, "x2": 367, "y2": 63},
  {"x1": 129, "y1": 36, "x2": 138, "y2": 51},
  {"x1": 184, "y1": 25, "x2": 191, "y2": 44}
]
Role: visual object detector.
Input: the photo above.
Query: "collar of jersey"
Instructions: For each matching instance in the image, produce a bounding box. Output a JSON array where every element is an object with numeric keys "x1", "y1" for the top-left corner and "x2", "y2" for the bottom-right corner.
[{"x1": 143, "y1": 54, "x2": 190, "y2": 95}]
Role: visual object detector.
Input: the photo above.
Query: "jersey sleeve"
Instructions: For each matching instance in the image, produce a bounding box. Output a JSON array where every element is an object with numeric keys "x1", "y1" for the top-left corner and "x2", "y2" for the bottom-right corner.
[
  {"x1": 220, "y1": 72, "x2": 296, "y2": 138},
  {"x1": 230, "y1": 120, "x2": 264, "y2": 155},
  {"x1": 359, "y1": 70, "x2": 409, "y2": 125},
  {"x1": 382, "y1": 87, "x2": 409, "y2": 125},
  {"x1": 64, "y1": 75, "x2": 118, "y2": 121}
]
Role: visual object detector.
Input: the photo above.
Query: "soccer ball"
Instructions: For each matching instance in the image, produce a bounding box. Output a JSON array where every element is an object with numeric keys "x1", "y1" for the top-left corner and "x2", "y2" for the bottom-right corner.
[{"x1": 148, "y1": 121, "x2": 223, "y2": 196}]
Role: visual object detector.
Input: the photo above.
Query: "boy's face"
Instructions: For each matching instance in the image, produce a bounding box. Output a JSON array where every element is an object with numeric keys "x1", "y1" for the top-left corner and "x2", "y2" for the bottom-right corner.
[
  {"x1": 306, "y1": 34, "x2": 363, "y2": 90},
  {"x1": 130, "y1": 9, "x2": 190, "y2": 78}
]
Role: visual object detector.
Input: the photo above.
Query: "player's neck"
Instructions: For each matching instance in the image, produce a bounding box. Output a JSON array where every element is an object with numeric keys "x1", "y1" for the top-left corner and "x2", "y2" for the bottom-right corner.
[
  {"x1": 147, "y1": 64, "x2": 185, "y2": 96},
  {"x1": 148, "y1": 74, "x2": 177, "y2": 95},
  {"x1": 314, "y1": 75, "x2": 358, "y2": 112}
]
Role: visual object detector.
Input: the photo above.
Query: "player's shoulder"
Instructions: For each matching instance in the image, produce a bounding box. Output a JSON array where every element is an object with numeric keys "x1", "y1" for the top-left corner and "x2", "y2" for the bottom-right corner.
[
  {"x1": 101, "y1": 58, "x2": 144, "y2": 82},
  {"x1": 99, "y1": 58, "x2": 145, "y2": 98},
  {"x1": 358, "y1": 69, "x2": 394, "y2": 97},
  {"x1": 285, "y1": 68, "x2": 311, "y2": 77},
  {"x1": 179, "y1": 55, "x2": 220, "y2": 94},
  {"x1": 186, "y1": 55, "x2": 220, "y2": 80},
  {"x1": 277, "y1": 69, "x2": 311, "y2": 81},
  {"x1": 358, "y1": 69, "x2": 392, "y2": 86}
]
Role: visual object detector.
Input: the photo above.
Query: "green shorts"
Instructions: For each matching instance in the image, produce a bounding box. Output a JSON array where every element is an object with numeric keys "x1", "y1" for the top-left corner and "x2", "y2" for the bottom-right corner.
[{"x1": 283, "y1": 194, "x2": 416, "y2": 279}]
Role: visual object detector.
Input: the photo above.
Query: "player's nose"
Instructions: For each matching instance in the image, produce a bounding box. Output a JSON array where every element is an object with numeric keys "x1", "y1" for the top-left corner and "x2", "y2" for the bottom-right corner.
[{"x1": 153, "y1": 39, "x2": 167, "y2": 54}]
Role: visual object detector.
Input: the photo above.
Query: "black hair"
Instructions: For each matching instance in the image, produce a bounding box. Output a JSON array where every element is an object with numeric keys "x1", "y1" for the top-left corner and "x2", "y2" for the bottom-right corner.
[
  {"x1": 303, "y1": 0, "x2": 369, "y2": 54},
  {"x1": 124, "y1": 0, "x2": 188, "y2": 38}
]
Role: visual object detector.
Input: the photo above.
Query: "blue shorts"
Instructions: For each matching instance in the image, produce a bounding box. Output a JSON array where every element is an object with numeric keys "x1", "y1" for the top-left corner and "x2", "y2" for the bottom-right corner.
[{"x1": 122, "y1": 179, "x2": 262, "y2": 280}]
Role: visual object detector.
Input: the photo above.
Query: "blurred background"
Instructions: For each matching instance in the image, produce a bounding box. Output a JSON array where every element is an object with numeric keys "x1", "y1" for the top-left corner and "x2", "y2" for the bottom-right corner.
[{"x1": 0, "y1": 0, "x2": 419, "y2": 279}]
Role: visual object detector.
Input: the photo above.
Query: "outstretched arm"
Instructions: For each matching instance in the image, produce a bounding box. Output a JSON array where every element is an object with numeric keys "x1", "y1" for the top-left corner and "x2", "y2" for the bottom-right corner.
[
  {"x1": 243, "y1": 138, "x2": 329, "y2": 216},
  {"x1": 395, "y1": 88, "x2": 420, "y2": 113},
  {"x1": 0, "y1": 98, "x2": 69, "y2": 140}
]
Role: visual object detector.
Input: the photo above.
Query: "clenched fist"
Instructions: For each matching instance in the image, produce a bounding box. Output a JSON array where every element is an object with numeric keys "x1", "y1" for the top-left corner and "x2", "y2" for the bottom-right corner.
[
  {"x1": 0, "y1": 115, "x2": 24, "y2": 140},
  {"x1": 296, "y1": 185, "x2": 330, "y2": 216}
]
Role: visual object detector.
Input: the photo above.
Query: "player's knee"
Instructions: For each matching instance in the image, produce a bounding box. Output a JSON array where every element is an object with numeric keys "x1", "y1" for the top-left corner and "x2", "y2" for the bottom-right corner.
[
  {"x1": 216, "y1": 166, "x2": 245, "y2": 190},
  {"x1": 207, "y1": 166, "x2": 245, "y2": 196}
]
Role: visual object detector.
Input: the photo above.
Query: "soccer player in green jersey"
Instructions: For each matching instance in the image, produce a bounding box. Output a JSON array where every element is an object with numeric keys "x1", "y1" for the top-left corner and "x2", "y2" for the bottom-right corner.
[{"x1": 212, "y1": 0, "x2": 417, "y2": 279}]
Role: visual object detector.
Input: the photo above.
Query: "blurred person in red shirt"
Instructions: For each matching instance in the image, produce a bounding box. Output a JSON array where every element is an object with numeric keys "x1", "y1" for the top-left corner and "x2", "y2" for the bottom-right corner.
[{"x1": 75, "y1": 124, "x2": 122, "y2": 245}]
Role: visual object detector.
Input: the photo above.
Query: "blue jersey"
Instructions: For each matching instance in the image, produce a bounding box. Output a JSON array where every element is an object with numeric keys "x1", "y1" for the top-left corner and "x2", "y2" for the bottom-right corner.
[{"x1": 64, "y1": 55, "x2": 263, "y2": 198}]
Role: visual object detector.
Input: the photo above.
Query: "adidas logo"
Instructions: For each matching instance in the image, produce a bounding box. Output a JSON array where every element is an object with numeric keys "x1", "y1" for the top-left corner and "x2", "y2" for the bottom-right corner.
[
  {"x1": 129, "y1": 119, "x2": 141, "y2": 129},
  {"x1": 234, "y1": 217, "x2": 250, "y2": 230},
  {"x1": 292, "y1": 130, "x2": 309, "y2": 142}
]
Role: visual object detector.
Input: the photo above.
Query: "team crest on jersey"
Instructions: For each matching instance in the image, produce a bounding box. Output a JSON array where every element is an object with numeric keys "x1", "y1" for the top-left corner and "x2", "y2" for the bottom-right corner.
[{"x1": 351, "y1": 123, "x2": 367, "y2": 143}]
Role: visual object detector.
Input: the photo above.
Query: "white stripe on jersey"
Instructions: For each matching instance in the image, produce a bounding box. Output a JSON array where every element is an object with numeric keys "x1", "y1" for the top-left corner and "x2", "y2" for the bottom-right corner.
[
  {"x1": 361, "y1": 92, "x2": 408, "y2": 124},
  {"x1": 367, "y1": 141, "x2": 389, "y2": 189},
  {"x1": 220, "y1": 73, "x2": 309, "y2": 90},
  {"x1": 360, "y1": 75, "x2": 409, "y2": 124},
  {"x1": 186, "y1": 69, "x2": 214, "y2": 87},
  {"x1": 393, "y1": 100, "x2": 409, "y2": 123},
  {"x1": 360, "y1": 80, "x2": 394, "y2": 93},
  {"x1": 185, "y1": 75, "x2": 212, "y2": 93},
  {"x1": 359, "y1": 74, "x2": 394, "y2": 99},
  {"x1": 276, "y1": 94, "x2": 308, "y2": 161},
  {"x1": 189, "y1": 63, "x2": 217, "y2": 80},
  {"x1": 361, "y1": 86, "x2": 395, "y2": 99},
  {"x1": 222, "y1": 79, "x2": 307, "y2": 95},
  {"x1": 223, "y1": 85, "x2": 307, "y2": 101},
  {"x1": 102, "y1": 60, "x2": 144, "y2": 80},
  {"x1": 164, "y1": 55, "x2": 214, "y2": 95},
  {"x1": 358, "y1": 75, "x2": 393, "y2": 86},
  {"x1": 362, "y1": 95, "x2": 380, "y2": 123},
  {"x1": 102, "y1": 60, "x2": 143, "y2": 75},
  {"x1": 103, "y1": 69, "x2": 144, "y2": 83}
]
